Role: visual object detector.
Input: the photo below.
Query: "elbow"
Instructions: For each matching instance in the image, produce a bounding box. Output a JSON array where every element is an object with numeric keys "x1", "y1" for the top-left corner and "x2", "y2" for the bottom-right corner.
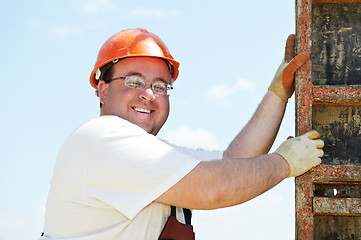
[{"x1": 199, "y1": 183, "x2": 234, "y2": 210}]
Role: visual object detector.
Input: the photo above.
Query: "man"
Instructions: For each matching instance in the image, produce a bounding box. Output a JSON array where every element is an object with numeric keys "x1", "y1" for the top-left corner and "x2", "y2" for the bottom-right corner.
[{"x1": 41, "y1": 28, "x2": 324, "y2": 239}]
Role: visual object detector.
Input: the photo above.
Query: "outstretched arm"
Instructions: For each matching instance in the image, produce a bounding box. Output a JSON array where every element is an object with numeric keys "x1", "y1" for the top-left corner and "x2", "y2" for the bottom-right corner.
[
  {"x1": 155, "y1": 35, "x2": 318, "y2": 211},
  {"x1": 156, "y1": 131, "x2": 324, "y2": 210}
]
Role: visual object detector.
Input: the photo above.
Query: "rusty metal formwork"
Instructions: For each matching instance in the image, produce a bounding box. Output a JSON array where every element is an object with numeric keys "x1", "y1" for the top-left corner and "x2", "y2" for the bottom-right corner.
[{"x1": 295, "y1": 0, "x2": 361, "y2": 239}]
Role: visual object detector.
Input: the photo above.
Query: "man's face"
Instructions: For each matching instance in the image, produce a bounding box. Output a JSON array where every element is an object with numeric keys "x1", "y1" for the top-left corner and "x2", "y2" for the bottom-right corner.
[{"x1": 98, "y1": 57, "x2": 171, "y2": 136}]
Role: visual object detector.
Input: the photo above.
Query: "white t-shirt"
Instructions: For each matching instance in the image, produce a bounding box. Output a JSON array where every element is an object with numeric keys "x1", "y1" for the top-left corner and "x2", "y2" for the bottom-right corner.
[{"x1": 41, "y1": 116, "x2": 222, "y2": 240}]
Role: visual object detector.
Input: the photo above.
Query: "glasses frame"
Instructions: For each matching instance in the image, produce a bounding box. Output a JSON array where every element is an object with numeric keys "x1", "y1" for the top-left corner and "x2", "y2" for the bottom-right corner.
[{"x1": 104, "y1": 76, "x2": 173, "y2": 96}]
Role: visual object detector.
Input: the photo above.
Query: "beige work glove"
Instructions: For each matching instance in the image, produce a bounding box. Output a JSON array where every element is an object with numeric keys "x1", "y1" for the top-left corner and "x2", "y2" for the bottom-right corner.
[
  {"x1": 268, "y1": 34, "x2": 309, "y2": 102},
  {"x1": 274, "y1": 130, "x2": 324, "y2": 177}
]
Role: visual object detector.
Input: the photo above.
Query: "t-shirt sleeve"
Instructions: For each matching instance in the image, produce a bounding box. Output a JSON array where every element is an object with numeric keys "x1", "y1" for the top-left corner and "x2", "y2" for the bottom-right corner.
[{"x1": 82, "y1": 117, "x2": 200, "y2": 220}]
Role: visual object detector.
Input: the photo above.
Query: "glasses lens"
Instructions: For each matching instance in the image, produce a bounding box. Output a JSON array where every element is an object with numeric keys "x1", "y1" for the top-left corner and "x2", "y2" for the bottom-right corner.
[
  {"x1": 124, "y1": 76, "x2": 172, "y2": 95},
  {"x1": 125, "y1": 76, "x2": 145, "y2": 89},
  {"x1": 152, "y1": 83, "x2": 168, "y2": 95}
]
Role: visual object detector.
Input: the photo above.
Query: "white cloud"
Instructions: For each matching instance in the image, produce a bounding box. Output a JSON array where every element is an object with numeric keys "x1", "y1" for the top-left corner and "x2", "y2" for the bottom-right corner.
[
  {"x1": 204, "y1": 78, "x2": 255, "y2": 106},
  {"x1": 163, "y1": 125, "x2": 220, "y2": 150},
  {"x1": 129, "y1": 8, "x2": 180, "y2": 19}
]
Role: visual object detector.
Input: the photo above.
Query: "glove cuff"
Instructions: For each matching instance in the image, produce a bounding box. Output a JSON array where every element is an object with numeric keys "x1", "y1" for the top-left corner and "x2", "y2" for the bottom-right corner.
[
  {"x1": 268, "y1": 87, "x2": 289, "y2": 103},
  {"x1": 274, "y1": 152, "x2": 293, "y2": 178}
]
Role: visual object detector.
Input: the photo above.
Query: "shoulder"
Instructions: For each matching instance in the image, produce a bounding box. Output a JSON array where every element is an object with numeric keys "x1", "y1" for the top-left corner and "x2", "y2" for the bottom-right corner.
[
  {"x1": 76, "y1": 115, "x2": 146, "y2": 137},
  {"x1": 82, "y1": 115, "x2": 140, "y2": 130},
  {"x1": 61, "y1": 116, "x2": 147, "y2": 150}
]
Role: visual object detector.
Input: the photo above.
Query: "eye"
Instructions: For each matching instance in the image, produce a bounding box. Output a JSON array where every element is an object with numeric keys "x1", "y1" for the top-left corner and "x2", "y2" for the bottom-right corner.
[
  {"x1": 125, "y1": 77, "x2": 144, "y2": 89},
  {"x1": 152, "y1": 83, "x2": 167, "y2": 94}
]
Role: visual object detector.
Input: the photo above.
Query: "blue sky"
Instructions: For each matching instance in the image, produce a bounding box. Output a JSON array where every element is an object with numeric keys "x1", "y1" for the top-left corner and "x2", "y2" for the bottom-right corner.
[{"x1": 1, "y1": 1, "x2": 298, "y2": 239}]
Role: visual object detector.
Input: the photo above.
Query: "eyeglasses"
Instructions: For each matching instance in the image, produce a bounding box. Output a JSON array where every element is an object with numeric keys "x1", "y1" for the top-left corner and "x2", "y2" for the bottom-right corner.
[{"x1": 104, "y1": 76, "x2": 173, "y2": 96}]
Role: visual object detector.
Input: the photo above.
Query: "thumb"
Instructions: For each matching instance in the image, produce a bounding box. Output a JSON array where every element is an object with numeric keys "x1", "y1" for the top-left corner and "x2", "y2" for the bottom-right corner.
[{"x1": 304, "y1": 130, "x2": 321, "y2": 140}]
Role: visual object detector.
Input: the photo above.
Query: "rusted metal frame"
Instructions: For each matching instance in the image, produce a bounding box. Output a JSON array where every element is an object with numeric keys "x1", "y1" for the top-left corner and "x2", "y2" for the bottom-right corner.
[
  {"x1": 295, "y1": 0, "x2": 313, "y2": 135},
  {"x1": 312, "y1": 165, "x2": 361, "y2": 180},
  {"x1": 296, "y1": 0, "x2": 361, "y2": 239},
  {"x1": 313, "y1": 197, "x2": 361, "y2": 215},
  {"x1": 313, "y1": 86, "x2": 361, "y2": 104},
  {"x1": 313, "y1": 0, "x2": 361, "y2": 4},
  {"x1": 295, "y1": 173, "x2": 314, "y2": 240},
  {"x1": 295, "y1": 0, "x2": 314, "y2": 239},
  {"x1": 311, "y1": 165, "x2": 361, "y2": 216},
  {"x1": 296, "y1": 163, "x2": 361, "y2": 238}
]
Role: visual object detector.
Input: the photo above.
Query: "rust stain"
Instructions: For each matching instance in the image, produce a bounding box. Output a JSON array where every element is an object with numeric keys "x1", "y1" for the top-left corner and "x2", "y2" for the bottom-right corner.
[
  {"x1": 313, "y1": 0, "x2": 361, "y2": 4},
  {"x1": 313, "y1": 197, "x2": 361, "y2": 215},
  {"x1": 313, "y1": 86, "x2": 361, "y2": 102},
  {"x1": 295, "y1": 1, "x2": 314, "y2": 237},
  {"x1": 312, "y1": 165, "x2": 361, "y2": 180}
]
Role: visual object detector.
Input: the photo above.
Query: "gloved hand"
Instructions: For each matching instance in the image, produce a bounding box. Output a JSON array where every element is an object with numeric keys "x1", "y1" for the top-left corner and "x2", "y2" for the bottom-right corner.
[
  {"x1": 274, "y1": 130, "x2": 324, "y2": 177},
  {"x1": 268, "y1": 34, "x2": 309, "y2": 102}
]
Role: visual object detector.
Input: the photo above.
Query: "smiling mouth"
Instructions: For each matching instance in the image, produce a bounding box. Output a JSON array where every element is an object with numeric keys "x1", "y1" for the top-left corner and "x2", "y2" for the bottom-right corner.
[{"x1": 133, "y1": 107, "x2": 152, "y2": 114}]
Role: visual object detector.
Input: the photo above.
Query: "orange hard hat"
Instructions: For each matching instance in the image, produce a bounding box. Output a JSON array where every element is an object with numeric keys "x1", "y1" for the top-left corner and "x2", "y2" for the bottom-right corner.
[{"x1": 89, "y1": 28, "x2": 180, "y2": 89}]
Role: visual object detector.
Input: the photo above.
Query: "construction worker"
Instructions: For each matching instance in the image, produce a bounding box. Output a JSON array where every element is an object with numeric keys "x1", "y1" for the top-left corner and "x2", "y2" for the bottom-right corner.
[{"x1": 40, "y1": 28, "x2": 324, "y2": 239}]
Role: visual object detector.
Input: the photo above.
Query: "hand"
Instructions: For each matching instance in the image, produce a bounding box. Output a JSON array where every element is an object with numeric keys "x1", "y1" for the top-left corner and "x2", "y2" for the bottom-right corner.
[
  {"x1": 274, "y1": 130, "x2": 324, "y2": 177},
  {"x1": 268, "y1": 34, "x2": 309, "y2": 102}
]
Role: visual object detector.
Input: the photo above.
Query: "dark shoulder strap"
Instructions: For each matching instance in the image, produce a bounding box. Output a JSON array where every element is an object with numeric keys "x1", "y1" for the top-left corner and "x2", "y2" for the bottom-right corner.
[
  {"x1": 170, "y1": 206, "x2": 177, "y2": 217},
  {"x1": 183, "y1": 208, "x2": 192, "y2": 225}
]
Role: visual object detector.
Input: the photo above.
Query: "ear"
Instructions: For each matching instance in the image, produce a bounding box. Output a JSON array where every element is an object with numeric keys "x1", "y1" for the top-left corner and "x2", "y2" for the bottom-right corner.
[{"x1": 98, "y1": 81, "x2": 109, "y2": 105}]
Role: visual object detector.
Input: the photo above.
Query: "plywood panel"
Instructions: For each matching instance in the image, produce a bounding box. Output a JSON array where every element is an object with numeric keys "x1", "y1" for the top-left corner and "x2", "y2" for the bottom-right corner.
[
  {"x1": 314, "y1": 216, "x2": 361, "y2": 240},
  {"x1": 312, "y1": 105, "x2": 361, "y2": 165},
  {"x1": 311, "y1": 4, "x2": 361, "y2": 85}
]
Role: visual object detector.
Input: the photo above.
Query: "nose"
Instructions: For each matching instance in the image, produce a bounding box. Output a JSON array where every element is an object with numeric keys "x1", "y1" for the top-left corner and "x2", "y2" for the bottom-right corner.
[{"x1": 139, "y1": 87, "x2": 156, "y2": 101}]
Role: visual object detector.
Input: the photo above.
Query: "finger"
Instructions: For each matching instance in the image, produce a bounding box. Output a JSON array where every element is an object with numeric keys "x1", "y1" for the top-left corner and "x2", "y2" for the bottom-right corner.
[
  {"x1": 308, "y1": 133, "x2": 320, "y2": 140},
  {"x1": 318, "y1": 149, "x2": 324, "y2": 158},
  {"x1": 285, "y1": 34, "x2": 296, "y2": 61},
  {"x1": 304, "y1": 130, "x2": 320, "y2": 140},
  {"x1": 315, "y1": 139, "x2": 324, "y2": 149},
  {"x1": 287, "y1": 136, "x2": 294, "y2": 140}
]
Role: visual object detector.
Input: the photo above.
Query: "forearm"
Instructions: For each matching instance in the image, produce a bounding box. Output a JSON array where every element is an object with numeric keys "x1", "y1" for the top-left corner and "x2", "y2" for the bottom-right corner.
[
  {"x1": 223, "y1": 91, "x2": 286, "y2": 159},
  {"x1": 156, "y1": 153, "x2": 289, "y2": 210}
]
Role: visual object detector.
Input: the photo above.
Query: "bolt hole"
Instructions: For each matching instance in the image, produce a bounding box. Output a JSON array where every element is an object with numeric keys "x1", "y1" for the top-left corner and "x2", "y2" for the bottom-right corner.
[{"x1": 333, "y1": 188, "x2": 338, "y2": 196}]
